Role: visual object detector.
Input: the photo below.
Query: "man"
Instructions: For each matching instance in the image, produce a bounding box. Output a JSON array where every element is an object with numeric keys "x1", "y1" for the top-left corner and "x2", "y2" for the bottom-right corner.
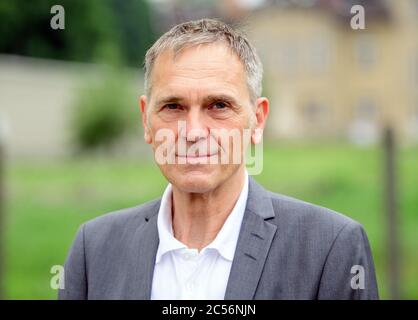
[{"x1": 59, "y1": 18, "x2": 379, "y2": 300}]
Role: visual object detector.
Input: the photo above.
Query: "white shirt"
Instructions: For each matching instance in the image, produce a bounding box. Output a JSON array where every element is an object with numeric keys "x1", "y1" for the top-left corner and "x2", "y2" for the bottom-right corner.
[{"x1": 150, "y1": 171, "x2": 249, "y2": 300}]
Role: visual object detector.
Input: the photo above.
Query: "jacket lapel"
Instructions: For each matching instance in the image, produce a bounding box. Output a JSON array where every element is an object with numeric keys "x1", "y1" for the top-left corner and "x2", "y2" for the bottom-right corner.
[
  {"x1": 224, "y1": 177, "x2": 277, "y2": 300},
  {"x1": 129, "y1": 200, "x2": 160, "y2": 300}
]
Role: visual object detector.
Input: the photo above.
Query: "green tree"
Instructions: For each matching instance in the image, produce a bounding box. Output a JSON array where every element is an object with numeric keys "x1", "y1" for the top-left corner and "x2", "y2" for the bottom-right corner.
[
  {"x1": 0, "y1": 0, "x2": 155, "y2": 66},
  {"x1": 71, "y1": 66, "x2": 138, "y2": 152}
]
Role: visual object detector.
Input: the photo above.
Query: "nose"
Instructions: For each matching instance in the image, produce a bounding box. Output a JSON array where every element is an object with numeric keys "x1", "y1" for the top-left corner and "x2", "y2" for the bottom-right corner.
[{"x1": 180, "y1": 107, "x2": 209, "y2": 142}]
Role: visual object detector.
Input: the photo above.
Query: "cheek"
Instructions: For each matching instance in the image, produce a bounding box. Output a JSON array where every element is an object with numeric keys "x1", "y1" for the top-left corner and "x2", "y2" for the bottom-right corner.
[
  {"x1": 149, "y1": 122, "x2": 179, "y2": 151},
  {"x1": 210, "y1": 111, "x2": 250, "y2": 130}
]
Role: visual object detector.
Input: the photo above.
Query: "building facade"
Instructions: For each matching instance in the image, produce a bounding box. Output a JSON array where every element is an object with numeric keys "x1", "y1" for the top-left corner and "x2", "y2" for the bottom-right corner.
[{"x1": 244, "y1": 0, "x2": 418, "y2": 143}]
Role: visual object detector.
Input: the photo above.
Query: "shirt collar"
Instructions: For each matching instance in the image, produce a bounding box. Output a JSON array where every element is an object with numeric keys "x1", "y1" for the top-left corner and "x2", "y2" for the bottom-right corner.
[
  {"x1": 155, "y1": 170, "x2": 249, "y2": 263},
  {"x1": 155, "y1": 184, "x2": 187, "y2": 263}
]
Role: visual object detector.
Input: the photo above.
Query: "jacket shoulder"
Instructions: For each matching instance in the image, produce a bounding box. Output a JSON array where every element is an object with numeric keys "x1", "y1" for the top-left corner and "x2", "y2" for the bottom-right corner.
[
  {"x1": 82, "y1": 198, "x2": 161, "y2": 238},
  {"x1": 266, "y1": 189, "x2": 363, "y2": 236}
]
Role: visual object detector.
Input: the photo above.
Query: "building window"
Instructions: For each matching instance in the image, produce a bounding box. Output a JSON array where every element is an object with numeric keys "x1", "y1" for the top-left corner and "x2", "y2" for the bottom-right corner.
[
  {"x1": 302, "y1": 101, "x2": 328, "y2": 124},
  {"x1": 279, "y1": 41, "x2": 299, "y2": 74},
  {"x1": 407, "y1": 54, "x2": 418, "y2": 85},
  {"x1": 415, "y1": 55, "x2": 418, "y2": 85},
  {"x1": 354, "y1": 34, "x2": 377, "y2": 70},
  {"x1": 348, "y1": 98, "x2": 379, "y2": 145},
  {"x1": 308, "y1": 37, "x2": 331, "y2": 73},
  {"x1": 356, "y1": 97, "x2": 377, "y2": 121},
  {"x1": 414, "y1": 105, "x2": 418, "y2": 123},
  {"x1": 414, "y1": 0, "x2": 418, "y2": 17},
  {"x1": 408, "y1": 103, "x2": 418, "y2": 140}
]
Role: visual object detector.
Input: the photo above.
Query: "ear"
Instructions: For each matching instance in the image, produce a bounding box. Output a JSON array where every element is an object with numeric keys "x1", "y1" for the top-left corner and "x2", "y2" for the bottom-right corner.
[
  {"x1": 139, "y1": 95, "x2": 152, "y2": 144},
  {"x1": 251, "y1": 97, "x2": 269, "y2": 144}
]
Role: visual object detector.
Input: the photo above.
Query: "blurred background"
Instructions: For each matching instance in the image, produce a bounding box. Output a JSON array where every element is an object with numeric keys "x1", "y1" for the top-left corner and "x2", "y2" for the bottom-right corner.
[{"x1": 0, "y1": 0, "x2": 417, "y2": 299}]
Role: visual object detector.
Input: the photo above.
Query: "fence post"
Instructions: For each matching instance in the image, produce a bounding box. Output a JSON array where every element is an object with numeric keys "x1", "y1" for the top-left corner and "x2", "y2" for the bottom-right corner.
[
  {"x1": 0, "y1": 137, "x2": 4, "y2": 299},
  {"x1": 383, "y1": 127, "x2": 400, "y2": 299}
]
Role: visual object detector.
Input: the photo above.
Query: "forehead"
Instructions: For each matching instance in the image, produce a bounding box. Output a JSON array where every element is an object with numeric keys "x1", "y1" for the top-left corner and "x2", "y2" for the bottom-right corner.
[{"x1": 150, "y1": 42, "x2": 249, "y2": 101}]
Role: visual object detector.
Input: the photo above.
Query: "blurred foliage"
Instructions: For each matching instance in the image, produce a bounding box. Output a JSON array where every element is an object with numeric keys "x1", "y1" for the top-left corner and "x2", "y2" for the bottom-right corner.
[
  {"x1": 0, "y1": 0, "x2": 156, "y2": 66},
  {"x1": 71, "y1": 66, "x2": 138, "y2": 152}
]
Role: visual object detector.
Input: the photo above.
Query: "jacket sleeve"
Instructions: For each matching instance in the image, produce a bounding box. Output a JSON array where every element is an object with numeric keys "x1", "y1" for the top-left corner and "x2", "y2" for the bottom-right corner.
[
  {"x1": 317, "y1": 221, "x2": 379, "y2": 300},
  {"x1": 58, "y1": 224, "x2": 88, "y2": 300}
]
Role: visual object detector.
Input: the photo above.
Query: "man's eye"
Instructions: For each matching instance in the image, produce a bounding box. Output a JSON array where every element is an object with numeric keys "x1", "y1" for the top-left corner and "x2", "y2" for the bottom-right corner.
[
  {"x1": 164, "y1": 104, "x2": 180, "y2": 110},
  {"x1": 211, "y1": 102, "x2": 228, "y2": 110}
]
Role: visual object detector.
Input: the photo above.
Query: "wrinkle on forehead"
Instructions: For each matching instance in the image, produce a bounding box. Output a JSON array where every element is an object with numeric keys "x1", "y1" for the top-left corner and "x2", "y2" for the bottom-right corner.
[{"x1": 149, "y1": 43, "x2": 250, "y2": 103}]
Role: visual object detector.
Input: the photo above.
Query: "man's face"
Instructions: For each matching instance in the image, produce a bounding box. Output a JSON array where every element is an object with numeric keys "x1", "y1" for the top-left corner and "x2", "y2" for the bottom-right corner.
[{"x1": 140, "y1": 42, "x2": 268, "y2": 193}]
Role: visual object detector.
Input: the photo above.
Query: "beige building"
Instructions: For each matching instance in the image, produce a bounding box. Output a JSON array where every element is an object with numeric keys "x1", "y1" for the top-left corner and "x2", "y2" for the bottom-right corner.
[{"x1": 241, "y1": 0, "x2": 418, "y2": 143}]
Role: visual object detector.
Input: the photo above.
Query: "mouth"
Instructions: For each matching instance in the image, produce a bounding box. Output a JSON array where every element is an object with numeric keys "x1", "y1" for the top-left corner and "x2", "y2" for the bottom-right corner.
[
  {"x1": 176, "y1": 154, "x2": 216, "y2": 158},
  {"x1": 175, "y1": 153, "x2": 218, "y2": 164}
]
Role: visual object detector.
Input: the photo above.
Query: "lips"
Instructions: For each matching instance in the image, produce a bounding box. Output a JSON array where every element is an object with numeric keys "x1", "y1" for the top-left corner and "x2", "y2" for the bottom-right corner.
[
  {"x1": 175, "y1": 153, "x2": 217, "y2": 158},
  {"x1": 175, "y1": 152, "x2": 218, "y2": 164}
]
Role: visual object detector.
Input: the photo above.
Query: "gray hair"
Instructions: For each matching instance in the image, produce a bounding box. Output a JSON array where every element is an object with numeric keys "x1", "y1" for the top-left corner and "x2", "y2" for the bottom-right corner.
[{"x1": 143, "y1": 18, "x2": 263, "y2": 103}]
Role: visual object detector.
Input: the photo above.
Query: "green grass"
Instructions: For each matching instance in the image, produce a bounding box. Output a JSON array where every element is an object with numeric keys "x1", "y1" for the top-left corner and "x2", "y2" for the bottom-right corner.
[{"x1": 3, "y1": 143, "x2": 418, "y2": 299}]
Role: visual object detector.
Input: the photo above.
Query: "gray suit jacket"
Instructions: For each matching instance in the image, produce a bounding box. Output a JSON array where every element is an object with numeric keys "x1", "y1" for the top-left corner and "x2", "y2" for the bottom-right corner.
[{"x1": 58, "y1": 177, "x2": 379, "y2": 300}]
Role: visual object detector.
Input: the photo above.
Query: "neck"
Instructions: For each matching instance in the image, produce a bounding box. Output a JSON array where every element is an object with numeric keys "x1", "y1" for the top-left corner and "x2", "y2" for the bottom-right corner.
[{"x1": 171, "y1": 167, "x2": 246, "y2": 251}]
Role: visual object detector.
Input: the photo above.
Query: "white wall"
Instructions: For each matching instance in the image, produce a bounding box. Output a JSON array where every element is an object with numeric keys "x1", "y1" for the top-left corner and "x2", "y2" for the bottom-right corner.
[{"x1": 0, "y1": 55, "x2": 145, "y2": 159}]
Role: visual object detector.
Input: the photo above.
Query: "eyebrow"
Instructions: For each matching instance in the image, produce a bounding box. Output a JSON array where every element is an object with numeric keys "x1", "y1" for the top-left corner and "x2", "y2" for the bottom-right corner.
[
  {"x1": 155, "y1": 94, "x2": 242, "y2": 108},
  {"x1": 155, "y1": 96, "x2": 183, "y2": 107}
]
